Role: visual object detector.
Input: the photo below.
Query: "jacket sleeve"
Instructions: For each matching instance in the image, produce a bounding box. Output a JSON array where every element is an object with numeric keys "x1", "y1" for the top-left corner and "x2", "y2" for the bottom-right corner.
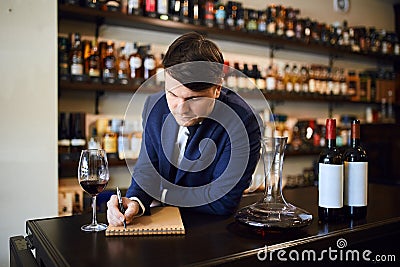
[{"x1": 125, "y1": 96, "x2": 157, "y2": 215}]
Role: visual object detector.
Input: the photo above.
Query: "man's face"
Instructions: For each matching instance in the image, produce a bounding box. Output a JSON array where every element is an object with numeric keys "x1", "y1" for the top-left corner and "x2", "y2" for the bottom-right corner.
[{"x1": 165, "y1": 73, "x2": 221, "y2": 127}]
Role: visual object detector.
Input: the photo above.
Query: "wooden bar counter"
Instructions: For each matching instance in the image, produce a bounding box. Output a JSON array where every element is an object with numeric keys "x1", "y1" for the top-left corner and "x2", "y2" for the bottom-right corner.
[{"x1": 10, "y1": 183, "x2": 400, "y2": 266}]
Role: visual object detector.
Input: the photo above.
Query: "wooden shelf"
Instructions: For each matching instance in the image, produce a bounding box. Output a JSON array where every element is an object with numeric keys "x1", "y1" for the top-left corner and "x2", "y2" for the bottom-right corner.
[
  {"x1": 58, "y1": 79, "x2": 163, "y2": 94},
  {"x1": 59, "y1": 79, "x2": 382, "y2": 105},
  {"x1": 59, "y1": 4, "x2": 400, "y2": 66},
  {"x1": 59, "y1": 154, "x2": 136, "y2": 178}
]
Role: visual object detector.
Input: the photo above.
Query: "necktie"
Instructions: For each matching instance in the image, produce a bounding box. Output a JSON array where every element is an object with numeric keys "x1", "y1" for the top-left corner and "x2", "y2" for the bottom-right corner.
[
  {"x1": 170, "y1": 124, "x2": 199, "y2": 181},
  {"x1": 185, "y1": 124, "x2": 200, "y2": 150}
]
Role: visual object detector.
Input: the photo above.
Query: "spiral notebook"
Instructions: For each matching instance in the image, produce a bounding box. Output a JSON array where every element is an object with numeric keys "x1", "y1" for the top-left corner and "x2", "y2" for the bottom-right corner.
[{"x1": 105, "y1": 206, "x2": 185, "y2": 236}]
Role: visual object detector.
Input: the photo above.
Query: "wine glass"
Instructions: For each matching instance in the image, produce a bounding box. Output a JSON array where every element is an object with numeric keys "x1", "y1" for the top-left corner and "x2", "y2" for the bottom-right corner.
[{"x1": 78, "y1": 149, "x2": 110, "y2": 232}]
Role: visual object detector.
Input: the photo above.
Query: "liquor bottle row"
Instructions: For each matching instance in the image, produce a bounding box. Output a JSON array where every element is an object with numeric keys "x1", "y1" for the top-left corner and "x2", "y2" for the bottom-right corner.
[
  {"x1": 58, "y1": 112, "x2": 142, "y2": 161},
  {"x1": 224, "y1": 61, "x2": 397, "y2": 103},
  {"x1": 58, "y1": 33, "x2": 164, "y2": 85},
  {"x1": 59, "y1": 33, "x2": 396, "y2": 106},
  {"x1": 270, "y1": 106, "x2": 394, "y2": 155},
  {"x1": 317, "y1": 118, "x2": 368, "y2": 221},
  {"x1": 61, "y1": 0, "x2": 400, "y2": 57}
]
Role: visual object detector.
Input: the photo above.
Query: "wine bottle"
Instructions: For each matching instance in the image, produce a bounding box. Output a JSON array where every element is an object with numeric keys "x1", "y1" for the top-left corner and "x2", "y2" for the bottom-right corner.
[
  {"x1": 144, "y1": 0, "x2": 157, "y2": 17},
  {"x1": 318, "y1": 118, "x2": 344, "y2": 222},
  {"x1": 127, "y1": 42, "x2": 144, "y2": 79},
  {"x1": 343, "y1": 120, "x2": 368, "y2": 219},
  {"x1": 103, "y1": 120, "x2": 118, "y2": 158},
  {"x1": 69, "y1": 33, "x2": 84, "y2": 82},
  {"x1": 117, "y1": 42, "x2": 130, "y2": 85},
  {"x1": 58, "y1": 37, "x2": 70, "y2": 81},
  {"x1": 87, "y1": 40, "x2": 101, "y2": 83},
  {"x1": 58, "y1": 112, "x2": 71, "y2": 155},
  {"x1": 127, "y1": 0, "x2": 143, "y2": 15},
  {"x1": 70, "y1": 113, "x2": 87, "y2": 159},
  {"x1": 143, "y1": 45, "x2": 156, "y2": 80},
  {"x1": 103, "y1": 41, "x2": 117, "y2": 84}
]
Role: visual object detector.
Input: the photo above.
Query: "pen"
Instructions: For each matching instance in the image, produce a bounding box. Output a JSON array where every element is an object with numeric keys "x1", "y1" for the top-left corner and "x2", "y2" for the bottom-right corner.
[{"x1": 116, "y1": 187, "x2": 126, "y2": 229}]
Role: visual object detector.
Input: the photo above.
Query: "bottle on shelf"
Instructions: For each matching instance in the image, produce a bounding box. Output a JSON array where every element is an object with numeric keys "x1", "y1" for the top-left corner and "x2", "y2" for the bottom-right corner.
[
  {"x1": 246, "y1": 9, "x2": 257, "y2": 32},
  {"x1": 257, "y1": 10, "x2": 267, "y2": 33},
  {"x1": 127, "y1": 0, "x2": 143, "y2": 15},
  {"x1": 285, "y1": 7, "x2": 295, "y2": 39},
  {"x1": 214, "y1": 1, "x2": 226, "y2": 29},
  {"x1": 143, "y1": 45, "x2": 156, "y2": 80},
  {"x1": 69, "y1": 33, "x2": 85, "y2": 82},
  {"x1": 169, "y1": 0, "x2": 181, "y2": 21},
  {"x1": 102, "y1": 119, "x2": 118, "y2": 158},
  {"x1": 275, "y1": 5, "x2": 285, "y2": 36},
  {"x1": 237, "y1": 63, "x2": 248, "y2": 91},
  {"x1": 226, "y1": 1, "x2": 240, "y2": 31},
  {"x1": 246, "y1": 64, "x2": 257, "y2": 91},
  {"x1": 58, "y1": 112, "x2": 71, "y2": 155},
  {"x1": 144, "y1": 0, "x2": 157, "y2": 17},
  {"x1": 88, "y1": 128, "x2": 101, "y2": 150},
  {"x1": 118, "y1": 120, "x2": 130, "y2": 160},
  {"x1": 58, "y1": 36, "x2": 70, "y2": 81},
  {"x1": 254, "y1": 65, "x2": 266, "y2": 91},
  {"x1": 235, "y1": 7, "x2": 245, "y2": 31},
  {"x1": 155, "y1": 53, "x2": 165, "y2": 86},
  {"x1": 86, "y1": 40, "x2": 101, "y2": 83},
  {"x1": 299, "y1": 65, "x2": 309, "y2": 93},
  {"x1": 157, "y1": 0, "x2": 169, "y2": 20},
  {"x1": 283, "y1": 63, "x2": 293, "y2": 92},
  {"x1": 224, "y1": 62, "x2": 236, "y2": 89},
  {"x1": 203, "y1": 0, "x2": 214, "y2": 28},
  {"x1": 343, "y1": 119, "x2": 368, "y2": 219},
  {"x1": 117, "y1": 42, "x2": 130, "y2": 85},
  {"x1": 318, "y1": 118, "x2": 344, "y2": 222},
  {"x1": 70, "y1": 113, "x2": 87, "y2": 158},
  {"x1": 291, "y1": 64, "x2": 301, "y2": 93},
  {"x1": 127, "y1": 42, "x2": 144, "y2": 80},
  {"x1": 266, "y1": 4, "x2": 277, "y2": 35},
  {"x1": 190, "y1": 0, "x2": 200, "y2": 25},
  {"x1": 265, "y1": 63, "x2": 277, "y2": 91},
  {"x1": 180, "y1": 0, "x2": 190, "y2": 23},
  {"x1": 103, "y1": 41, "x2": 117, "y2": 84}
]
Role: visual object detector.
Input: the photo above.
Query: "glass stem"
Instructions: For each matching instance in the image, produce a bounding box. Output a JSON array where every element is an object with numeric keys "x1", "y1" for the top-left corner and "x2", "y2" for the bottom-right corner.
[{"x1": 91, "y1": 195, "x2": 98, "y2": 226}]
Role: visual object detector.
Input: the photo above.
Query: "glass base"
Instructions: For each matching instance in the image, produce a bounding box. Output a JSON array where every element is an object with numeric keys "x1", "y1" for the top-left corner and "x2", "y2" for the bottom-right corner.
[
  {"x1": 235, "y1": 201, "x2": 313, "y2": 229},
  {"x1": 81, "y1": 223, "x2": 108, "y2": 232}
]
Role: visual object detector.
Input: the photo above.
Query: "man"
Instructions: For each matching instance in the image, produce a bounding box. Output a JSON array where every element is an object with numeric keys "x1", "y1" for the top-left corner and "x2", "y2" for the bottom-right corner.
[{"x1": 107, "y1": 32, "x2": 261, "y2": 226}]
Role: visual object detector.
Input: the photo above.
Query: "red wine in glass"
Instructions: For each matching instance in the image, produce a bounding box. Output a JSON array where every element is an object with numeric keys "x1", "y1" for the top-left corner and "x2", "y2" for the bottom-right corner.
[
  {"x1": 78, "y1": 149, "x2": 110, "y2": 232},
  {"x1": 80, "y1": 180, "x2": 108, "y2": 196}
]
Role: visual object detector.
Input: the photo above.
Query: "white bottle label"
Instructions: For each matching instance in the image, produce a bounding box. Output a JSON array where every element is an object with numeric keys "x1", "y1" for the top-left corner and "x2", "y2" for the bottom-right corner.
[
  {"x1": 237, "y1": 77, "x2": 247, "y2": 89},
  {"x1": 266, "y1": 77, "x2": 276, "y2": 90},
  {"x1": 344, "y1": 161, "x2": 368, "y2": 206},
  {"x1": 130, "y1": 57, "x2": 142, "y2": 69},
  {"x1": 71, "y1": 64, "x2": 83, "y2": 75},
  {"x1": 318, "y1": 163, "x2": 344, "y2": 208},
  {"x1": 226, "y1": 75, "x2": 237, "y2": 88},
  {"x1": 144, "y1": 58, "x2": 156, "y2": 70}
]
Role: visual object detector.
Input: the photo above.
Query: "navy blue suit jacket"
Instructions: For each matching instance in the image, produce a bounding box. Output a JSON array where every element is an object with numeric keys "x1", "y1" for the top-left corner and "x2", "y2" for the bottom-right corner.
[{"x1": 126, "y1": 88, "x2": 261, "y2": 215}]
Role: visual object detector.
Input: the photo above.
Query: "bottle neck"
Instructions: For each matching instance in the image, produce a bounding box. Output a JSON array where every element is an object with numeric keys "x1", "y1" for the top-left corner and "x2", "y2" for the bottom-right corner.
[
  {"x1": 326, "y1": 138, "x2": 336, "y2": 148},
  {"x1": 351, "y1": 121, "x2": 361, "y2": 147},
  {"x1": 350, "y1": 137, "x2": 360, "y2": 147}
]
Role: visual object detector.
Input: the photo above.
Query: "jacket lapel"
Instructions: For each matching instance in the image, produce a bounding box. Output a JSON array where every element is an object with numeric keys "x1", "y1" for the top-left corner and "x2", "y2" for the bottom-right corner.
[{"x1": 161, "y1": 113, "x2": 179, "y2": 182}]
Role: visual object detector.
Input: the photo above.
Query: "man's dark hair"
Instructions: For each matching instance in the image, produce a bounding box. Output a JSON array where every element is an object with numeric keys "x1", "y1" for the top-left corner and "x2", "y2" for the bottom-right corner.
[{"x1": 163, "y1": 32, "x2": 225, "y2": 91}]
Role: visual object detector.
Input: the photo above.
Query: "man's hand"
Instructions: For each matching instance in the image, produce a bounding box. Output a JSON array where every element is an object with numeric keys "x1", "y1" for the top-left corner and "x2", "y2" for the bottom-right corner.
[{"x1": 107, "y1": 195, "x2": 141, "y2": 226}]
